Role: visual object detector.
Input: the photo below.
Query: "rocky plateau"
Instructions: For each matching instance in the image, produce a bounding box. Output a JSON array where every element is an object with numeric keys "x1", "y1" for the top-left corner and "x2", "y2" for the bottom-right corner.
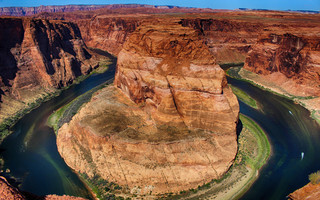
[{"x1": 57, "y1": 20, "x2": 239, "y2": 196}]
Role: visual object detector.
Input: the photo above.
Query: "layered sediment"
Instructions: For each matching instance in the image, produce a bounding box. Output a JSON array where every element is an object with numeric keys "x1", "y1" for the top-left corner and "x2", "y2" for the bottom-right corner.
[
  {"x1": 57, "y1": 20, "x2": 239, "y2": 196},
  {"x1": 0, "y1": 5, "x2": 108, "y2": 17},
  {"x1": 0, "y1": 17, "x2": 98, "y2": 124},
  {"x1": 244, "y1": 33, "x2": 320, "y2": 97},
  {"x1": 179, "y1": 18, "x2": 262, "y2": 64}
]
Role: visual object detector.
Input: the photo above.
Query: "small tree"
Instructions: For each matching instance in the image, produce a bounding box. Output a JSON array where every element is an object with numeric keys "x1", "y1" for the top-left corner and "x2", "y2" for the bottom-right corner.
[{"x1": 308, "y1": 170, "x2": 320, "y2": 185}]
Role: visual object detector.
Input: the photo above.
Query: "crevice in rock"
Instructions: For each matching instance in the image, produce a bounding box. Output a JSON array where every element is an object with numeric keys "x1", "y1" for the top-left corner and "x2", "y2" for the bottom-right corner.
[{"x1": 165, "y1": 76, "x2": 183, "y2": 119}]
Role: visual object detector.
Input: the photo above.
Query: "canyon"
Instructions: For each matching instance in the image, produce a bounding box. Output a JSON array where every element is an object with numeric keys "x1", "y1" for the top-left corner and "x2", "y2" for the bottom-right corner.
[
  {"x1": 0, "y1": 4, "x2": 319, "y2": 200},
  {"x1": 0, "y1": 17, "x2": 107, "y2": 128},
  {"x1": 57, "y1": 19, "x2": 239, "y2": 196}
]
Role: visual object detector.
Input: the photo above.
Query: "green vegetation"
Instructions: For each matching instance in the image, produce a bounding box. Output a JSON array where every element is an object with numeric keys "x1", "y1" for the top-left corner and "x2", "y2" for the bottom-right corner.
[
  {"x1": 47, "y1": 78, "x2": 114, "y2": 134},
  {"x1": 229, "y1": 84, "x2": 258, "y2": 109},
  {"x1": 309, "y1": 170, "x2": 320, "y2": 185},
  {"x1": 0, "y1": 57, "x2": 112, "y2": 143},
  {"x1": 238, "y1": 114, "x2": 271, "y2": 169},
  {"x1": 79, "y1": 173, "x2": 130, "y2": 200},
  {"x1": 226, "y1": 66, "x2": 320, "y2": 124},
  {"x1": 159, "y1": 114, "x2": 271, "y2": 200},
  {"x1": 0, "y1": 91, "x2": 60, "y2": 143}
]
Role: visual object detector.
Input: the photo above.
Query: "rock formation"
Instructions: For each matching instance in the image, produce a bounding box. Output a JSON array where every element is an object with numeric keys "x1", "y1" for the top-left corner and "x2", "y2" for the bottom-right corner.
[
  {"x1": 288, "y1": 183, "x2": 320, "y2": 200},
  {"x1": 244, "y1": 33, "x2": 320, "y2": 97},
  {"x1": 179, "y1": 18, "x2": 262, "y2": 64},
  {"x1": 76, "y1": 17, "x2": 140, "y2": 56},
  {"x1": 0, "y1": 176, "x2": 86, "y2": 200},
  {"x1": 0, "y1": 176, "x2": 25, "y2": 200},
  {"x1": 0, "y1": 5, "x2": 108, "y2": 17},
  {"x1": 57, "y1": 20, "x2": 239, "y2": 196},
  {"x1": 0, "y1": 17, "x2": 97, "y2": 123}
]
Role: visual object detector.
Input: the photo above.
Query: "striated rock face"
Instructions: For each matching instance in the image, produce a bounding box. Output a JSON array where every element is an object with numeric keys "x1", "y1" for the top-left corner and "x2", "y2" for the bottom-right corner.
[
  {"x1": 77, "y1": 17, "x2": 140, "y2": 56},
  {"x1": 114, "y1": 20, "x2": 239, "y2": 133},
  {"x1": 57, "y1": 20, "x2": 239, "y2": 196},
  {"x1": 0, "y1": 176, "x2": 86, "y2": 200},
  {"x1": 0, "y1": 5, "x2": 108, "y2": 17},
  {"x1": 244, "y1": 33, "x2": 320, "y2": 96},
  {"x1": 288, "y1": 183, "x2": 320, "y2": 200},
  {"x1": 180, "y1": 18, "x2": 262, "y2": 64},
  {"x1": 0, "y1": 17, "x2": 95, "y2": 122}
]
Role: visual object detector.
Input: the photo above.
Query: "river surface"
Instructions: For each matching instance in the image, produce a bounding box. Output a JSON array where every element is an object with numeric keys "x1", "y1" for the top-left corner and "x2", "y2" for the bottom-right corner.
[
  {"x1": 0, "y1": 60, "x2": 116, "y2": 199},
  {"x1": 0, "y1": 63, "x2": 320, "y2": 199}
]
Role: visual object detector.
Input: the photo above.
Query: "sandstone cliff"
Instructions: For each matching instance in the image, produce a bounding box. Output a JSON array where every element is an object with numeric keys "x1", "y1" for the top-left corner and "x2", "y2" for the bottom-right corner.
[
  {"x1": 0, "y1": 17, "x2": 96, "y2": 124},
  {"x1": 244, "y1": 33, "x2": 320, "y2": 97},
  {"x1": 288, "y1": 183, "x2": 320, "y2": 200},
  {"x1": 180, "y1": 18, "x2": 262, "y2": 64},
  {"x1": 57, "y1": 20, "x2": 239, "y2": 197},
  {"x1": 76, "y1": 16, "x2": 140, "y2": 56}
]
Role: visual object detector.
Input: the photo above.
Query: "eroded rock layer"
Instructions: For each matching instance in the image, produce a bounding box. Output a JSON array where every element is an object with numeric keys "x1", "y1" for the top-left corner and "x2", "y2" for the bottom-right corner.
[
  {"x1": 244, "y1": 33, "x2": 320, "y2": 97},
  {"x1": 179, "y1": 18, "x2": 262, "y2": 64},
  {"x1": 57, "y1": 21, "x2": 239, "y2": 196},
  {"x1": 114, "y1": 20, "x2": 239, "y2": 133},
  {"x1": 0, "y1": 17, "x2": 96, "y2": 122}
]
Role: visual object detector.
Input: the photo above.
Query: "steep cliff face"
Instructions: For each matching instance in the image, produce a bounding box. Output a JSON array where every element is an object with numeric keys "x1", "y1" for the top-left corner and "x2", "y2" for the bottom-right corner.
[
  {"x1": 244, "y1": 33, "x2": 320, "y2": 96},
  {"x1": 180, "y1": 18, "x2": 262, "y2": 64},
  {"x1": 57, "y1": 20, "x2": 239, "y2": 196},
  {"x1": 0, "y1": 17, "x2": 95, "y2": 122},
  {"x1": 76, "y1": 16, "x2": 140, "y2": 56},
  {"x1": 114, "y1": 20, "x2": 239, "y2": 132}
]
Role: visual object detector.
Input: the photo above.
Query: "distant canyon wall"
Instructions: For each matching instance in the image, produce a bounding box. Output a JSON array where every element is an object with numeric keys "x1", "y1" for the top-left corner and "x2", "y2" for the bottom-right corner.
[
  {"x1": 0, "y1": 5, "x2": 108, "y2": 17},
  {"x1": 0, "y1": 17, "x2": 95, "y2": 122},
  {"x1": 244, "y1": 33, "x2": 320, "y2": 97}
]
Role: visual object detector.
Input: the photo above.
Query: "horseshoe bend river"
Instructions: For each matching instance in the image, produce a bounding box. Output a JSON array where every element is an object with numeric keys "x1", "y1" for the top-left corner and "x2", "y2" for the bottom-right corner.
[{"x1": 0, "y1": 63, "x2": 320, "y2": 200}]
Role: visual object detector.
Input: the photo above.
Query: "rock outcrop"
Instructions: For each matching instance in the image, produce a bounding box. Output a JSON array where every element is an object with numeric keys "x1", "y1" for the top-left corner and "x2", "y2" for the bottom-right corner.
[
  {"x1": 114, "y1": 20, "x2": 239, "y2": 133},
  {"x1": 76, "y1": 17, "x2": 140, "y2": 56},
  {"x1": 57, "y1": 20, "x2": 239, "y2": 196},
  {"x1": 288, "y1": 183, "x2": 320, "y2": 200},
  {"x1": 244, "y1": 33, "x2": 320, "y2": 97},
  {"x1": 0, "y1": 176, "x2": 86, "y2": 200},
  {"x1": 0, "y1": 176, "x2": 25, "y2": 200},
  {"x1": 0, "y1": 17, "x2": 96, "y2": 123},
  {"x1": 180, "y1": 18, "x2": 262, "y2": 64}
]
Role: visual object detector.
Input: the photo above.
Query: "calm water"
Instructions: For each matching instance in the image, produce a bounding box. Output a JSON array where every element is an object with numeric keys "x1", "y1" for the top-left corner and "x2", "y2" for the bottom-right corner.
[
  {"x1": 227, "y1": 78, "x2": 320, "y2": 200},
  {"x1": 0, "y1": 58, "x2": 116, "y2": 198},
  {"x1": 0, "y1": 62, "x2": 319, "y2": 200}
]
